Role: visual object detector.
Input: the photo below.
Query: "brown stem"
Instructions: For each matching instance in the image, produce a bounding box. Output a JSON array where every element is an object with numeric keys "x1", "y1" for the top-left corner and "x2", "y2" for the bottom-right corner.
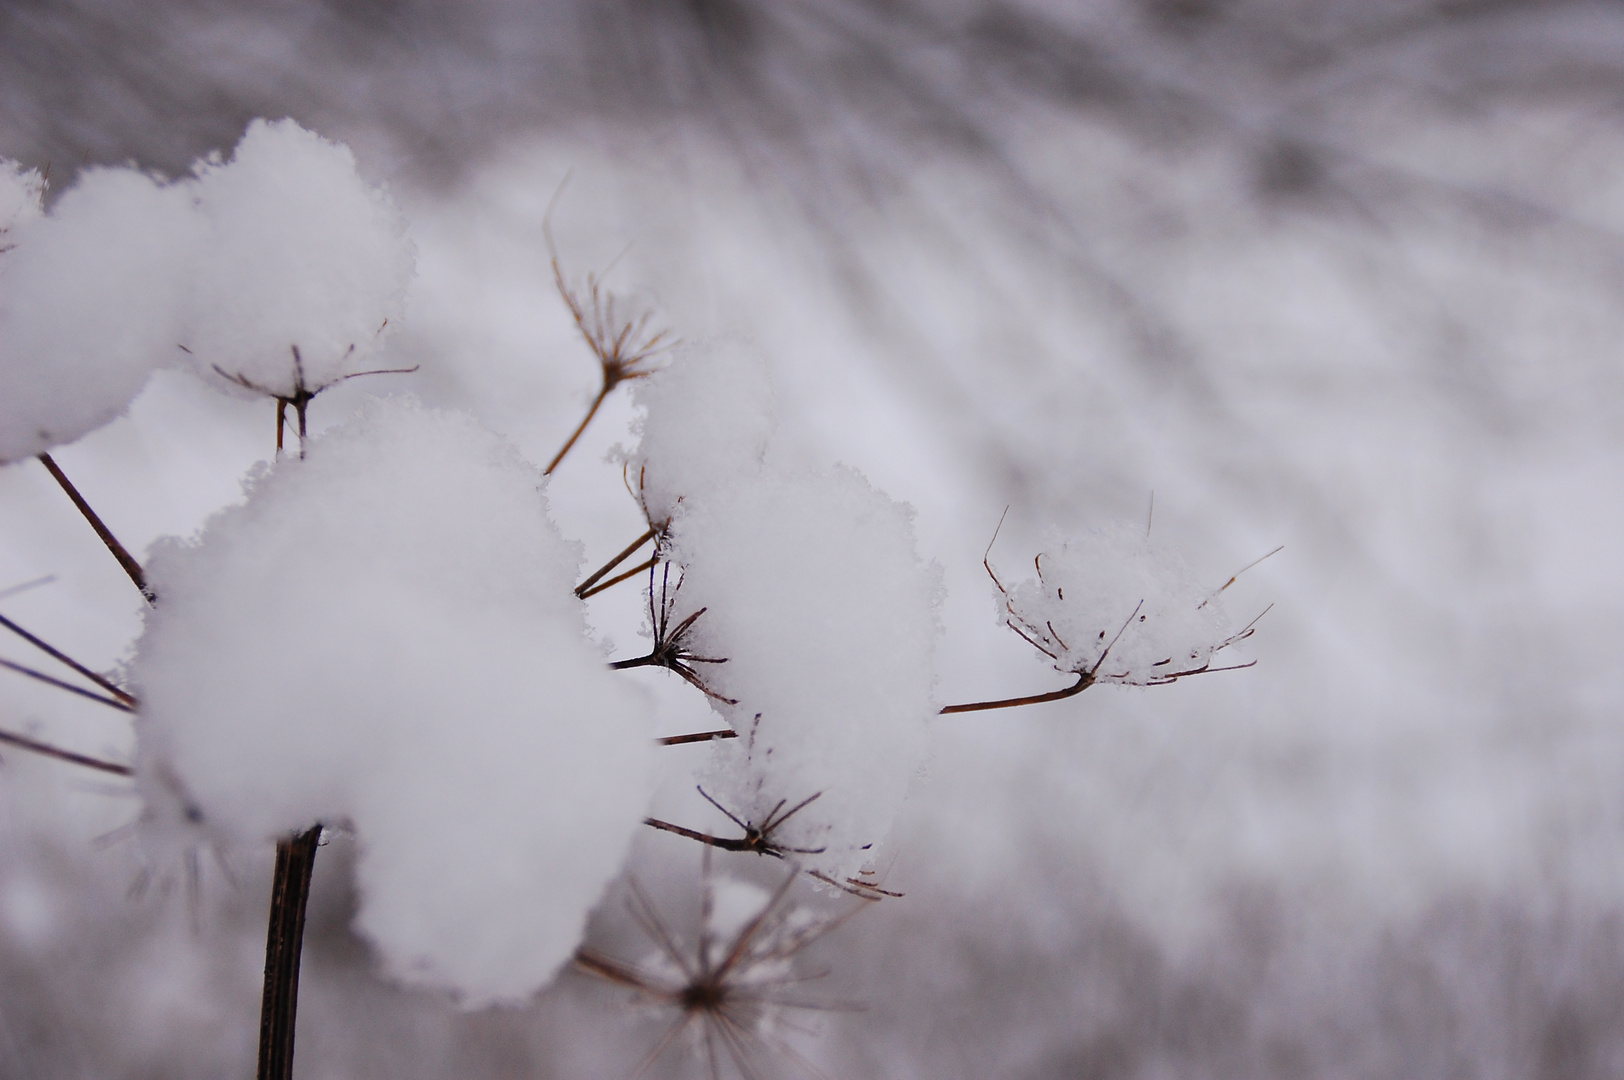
[
  {"x1": 257, "y1": 826, "x2": 321, "y2": 1080},
  {"x1": 0, "y1": 725, "x2": 133, "y2": 776},
  {"x1": 574, "y1": 528, "x2": 656, "y2": 598},
  {"x1": 0, "y1": 657, "x2": 135, "y2": 712},
  {"x1": 938, "y1": 672, "x2": 1092, "y2": 714},
  {"x1": 656, "y1": 728, "x2": 739, "y2": 747},
  {"x1": 0, "y1": 611, "x2": 136, "y2": 704},
  {"x1": 544, "y1": 386, "x2": 609, "y2": 476},
  {"x1": 37, "y1": 453, "x2": 153, "y2": 604},
  {"x1": 580, "y1": 558, "x2": 655, "y2": 600}
]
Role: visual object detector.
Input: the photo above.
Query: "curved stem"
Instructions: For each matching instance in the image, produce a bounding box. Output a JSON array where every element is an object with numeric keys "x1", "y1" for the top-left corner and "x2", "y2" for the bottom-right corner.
[
  {"x1": 257, "y1": 826, "x2": 321, "y2": 1080},
  {"x1": 938, "y1": 672, "x2": 1092, "y2": 714}
]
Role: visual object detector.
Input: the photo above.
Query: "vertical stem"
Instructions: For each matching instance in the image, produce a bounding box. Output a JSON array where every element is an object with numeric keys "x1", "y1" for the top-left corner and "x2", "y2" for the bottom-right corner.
[
  {"x1": 36, "y1": 453, "x2": 154, "y2": 604},
  {"x1": 257, "y1": 825, "x2": 321, "y2": 1080}
]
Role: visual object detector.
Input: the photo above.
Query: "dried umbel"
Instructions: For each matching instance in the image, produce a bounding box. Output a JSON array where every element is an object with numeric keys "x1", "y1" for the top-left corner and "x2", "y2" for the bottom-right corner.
[
  {"x1": 575, "y1": 854, "x2": 858, "y2": 1080},
  {"x1": 943, "y1": 521, "x2": 1272, "y2": 714}
]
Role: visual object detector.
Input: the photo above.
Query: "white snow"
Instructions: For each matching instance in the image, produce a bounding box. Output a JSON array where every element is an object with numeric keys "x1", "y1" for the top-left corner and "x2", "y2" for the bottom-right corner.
[
  {"x1": 666, "y1": 463, "x2": 941, "y2": 882},
  {"x1": 181, "y1": 119, "x2": 415, "y2": 400},
  {"x1": 0, "y1": 166, "x2": 200, "y2": 462},
  {"x1": 130, "y1": 396, "x2": 655, "y2": 1006},
  {"x1": 995, "y1": 523, "x2": 1242, "y2": 685},
  {"x1": 624, "y1": 337, "x2": 776, "y2": 527}
]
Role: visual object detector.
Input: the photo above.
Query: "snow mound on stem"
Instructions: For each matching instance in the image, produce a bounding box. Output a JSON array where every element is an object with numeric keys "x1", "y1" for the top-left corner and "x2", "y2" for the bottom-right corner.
[
  {"x1": 183, "y1": 119, "x2": 415, "y2": 400},
  {"x1": 0, "y1": 166, "x2": 200, "y2": 462},
  {"x1": 998, "y1": 524, "x2": 1240, "y2": 685},
  {"x1": 666, "y1": 464, "x2": 941, "y2": 882},
  {"x1": 132, "y1": 397, "x2": 653, "y2": 1005},
  {"x1": 626, "y1": 338, "x2": 776, "y2": 527}
]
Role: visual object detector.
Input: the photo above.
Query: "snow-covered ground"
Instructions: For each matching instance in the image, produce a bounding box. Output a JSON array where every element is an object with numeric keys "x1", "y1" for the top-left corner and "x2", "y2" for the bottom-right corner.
[{"x1": 3, "y1": 2, "x2": 1624, "y2": 1076}]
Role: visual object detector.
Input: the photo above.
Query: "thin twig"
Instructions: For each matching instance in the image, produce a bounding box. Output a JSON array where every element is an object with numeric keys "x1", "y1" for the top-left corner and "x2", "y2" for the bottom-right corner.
[
  {"x1": 0, "y1": 657, "x2": 136, "y2": 712},
  {"x1": 0, "y1": 726, "x2": 132, "y2": 776},
  {"x1": 579, "y1": 558, "x2": 656, "y2": 600},
  {"x1": 939, "y1": 671, "x2": 1092, "y2": 714},
  {"x1": 37, "y1": 453, "x2": 153, "y2": 603},
  {"x1": 575, "y1": 527, "x2": 657, "y2": 598},
  {"x1": 657, "y1": 729, "x2": 740, "y2": 746},
  {"x1": 545, "y1": 387, "x2": 609, "y2": 476},
  {"x1": 0, "y1": 611, "x2": 136, "y2": 704}
]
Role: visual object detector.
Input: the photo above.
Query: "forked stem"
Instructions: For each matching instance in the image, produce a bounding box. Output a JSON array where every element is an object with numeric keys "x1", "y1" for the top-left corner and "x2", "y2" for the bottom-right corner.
[
  {"x1": 257, "y1": 825, "x2": 321, "y2": 1080},
  {"x1": 575, "y1": 527, "x2": 657, "y2": 598},
  {"x1": 37, "y1": 453, "x2": 153, "y2": 604}
]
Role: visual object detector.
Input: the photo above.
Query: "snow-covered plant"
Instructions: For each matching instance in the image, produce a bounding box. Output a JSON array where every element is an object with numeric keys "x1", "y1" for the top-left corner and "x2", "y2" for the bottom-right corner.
[
  {"x1": 132, "y1": 397, "x2": 655, "y2": 1005},
  {"x1": 0, "y1": 119, "x2": 1265, "y2": 1080},
  {"x1": 0, "y1": 161, "x2": 199, "y2": 463},
  {"x1": 183, "y1": 119, "x2": 416, "y2": 440}
]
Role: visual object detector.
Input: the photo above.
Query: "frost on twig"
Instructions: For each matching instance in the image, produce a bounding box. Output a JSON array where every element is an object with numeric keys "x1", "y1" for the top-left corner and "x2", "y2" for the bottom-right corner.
[
  {"x1": 944, "y1": 522, "x2": 1272, "y2": 714},
  {"x1": 574, "y1": 853, "x2": 860, "y2": 1080}
]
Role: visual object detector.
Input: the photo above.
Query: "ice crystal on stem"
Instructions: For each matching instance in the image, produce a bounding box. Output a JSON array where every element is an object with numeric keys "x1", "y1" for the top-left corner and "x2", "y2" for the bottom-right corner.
[{"x1": 995, "y1": 523, "x2": 1261, "y2": 689}]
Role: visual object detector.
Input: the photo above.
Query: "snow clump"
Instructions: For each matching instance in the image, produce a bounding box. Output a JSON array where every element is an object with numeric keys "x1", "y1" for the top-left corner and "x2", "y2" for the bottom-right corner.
[
  {"x1": 666, "y1": 464, "x2": 941, "y2": 883},
  {"x1": 625, "y1": 337, "x2": 776, "y2": 526},
  {"x1": 0, "y1": 165, "x2": 200, "y2": 462},
  {"x1": 183, "y1": 119, "x2": 415, "y2": 400},
  {"x1": 131, "y1": 397, "x2": 654, "y2": 1006},
  {"x1": 996, "y1": 523, "x2": 1244, "y2": 685}
]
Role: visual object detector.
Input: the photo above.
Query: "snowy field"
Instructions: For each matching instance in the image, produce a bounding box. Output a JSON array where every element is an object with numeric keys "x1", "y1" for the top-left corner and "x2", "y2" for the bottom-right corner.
[{"x1": 3, "y1": 2, "x2": 1624, "y2": 1077}]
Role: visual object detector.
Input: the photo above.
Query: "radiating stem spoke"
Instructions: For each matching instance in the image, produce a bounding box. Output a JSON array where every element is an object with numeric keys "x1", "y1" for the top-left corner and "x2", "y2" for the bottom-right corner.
[{"x1": 37, "y1": 453, "x2": 153, "y2": 604}]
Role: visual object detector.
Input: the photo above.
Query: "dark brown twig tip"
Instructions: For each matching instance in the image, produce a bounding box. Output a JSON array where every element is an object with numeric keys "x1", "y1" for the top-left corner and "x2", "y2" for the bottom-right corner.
[
  {"x1": 0, "y1": 726, "x2": 133, "y2": 776},
  {"x1": 37, "y1": 453, "x2": 153, "y2": 603}
]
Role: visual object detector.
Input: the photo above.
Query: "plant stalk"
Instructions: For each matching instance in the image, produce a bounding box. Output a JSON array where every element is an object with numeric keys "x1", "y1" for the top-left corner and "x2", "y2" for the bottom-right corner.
[
  {"x1": 37, "y1": 453, "x2": 154, "y2": 604},
  {"x1": 257, "y1": 825, "x2": 321, "y2": 1080}
]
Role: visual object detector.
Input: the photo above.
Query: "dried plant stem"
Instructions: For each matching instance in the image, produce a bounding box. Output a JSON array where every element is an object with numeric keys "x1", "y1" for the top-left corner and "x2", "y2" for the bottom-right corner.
[
  {"x1": 578, "y1": 558, "x2": 655, "y2": 600},
  {"x1": 657, "y1": 729, "x2": 739, "y2": 747},
  {"x1": 938, "y1": 672, "x2": 1092, "y2": 714},
  {"x1": 0, "y1": 657, "x2": 135, "y2": 713},
  {"x1": 0, "y1": 725, "x2": 132, "y2": 776},
  {"x1": 257, "y1": 825, "x2": 321, "y2": 1080},
  {"x1": 544, "y1": 387, "x2": 609, "y2": 476},
  {"x1": 37, "y1": 453, "x2": 153, "y2": 603},
  {"x1": 575, "y1": 527, "x2": 656, "y2": 598},
  {"x1": 0, "y1": 611, "x2": 136, "y2": 704}
]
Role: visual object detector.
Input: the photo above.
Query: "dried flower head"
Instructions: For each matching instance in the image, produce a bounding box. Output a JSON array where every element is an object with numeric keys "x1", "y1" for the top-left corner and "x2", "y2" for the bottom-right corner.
[{"x1": 575, "y1": 854, "x2": 858, "y2": 1080}]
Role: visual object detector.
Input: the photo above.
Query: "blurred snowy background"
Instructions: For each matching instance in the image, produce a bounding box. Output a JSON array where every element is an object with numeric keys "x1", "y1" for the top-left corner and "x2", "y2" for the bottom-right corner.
[{"x1": 3, "y1": 0, "x2": 1624, "y2": 1076}]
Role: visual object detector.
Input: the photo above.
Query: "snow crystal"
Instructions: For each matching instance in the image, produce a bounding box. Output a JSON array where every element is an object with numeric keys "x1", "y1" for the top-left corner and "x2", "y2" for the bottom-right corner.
[
  {"x1": 182, "y1": 119, "x2": 415, "y2": 400},
  {"x1": 625, "y1": 338, "x2": 776, "y2": 527},
  {"x1": 995, "y1": 523, "x2": 1241, "y2": 685},
  {"x1": 0, "y1": 167, "x2": 201, "y2": 462},
  {"x1": 131, "y1": 397, "x2": 654, "y2": 1006},
  {"x1": 664, "y1": 464, "x2": 941, "y2": 882}
]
